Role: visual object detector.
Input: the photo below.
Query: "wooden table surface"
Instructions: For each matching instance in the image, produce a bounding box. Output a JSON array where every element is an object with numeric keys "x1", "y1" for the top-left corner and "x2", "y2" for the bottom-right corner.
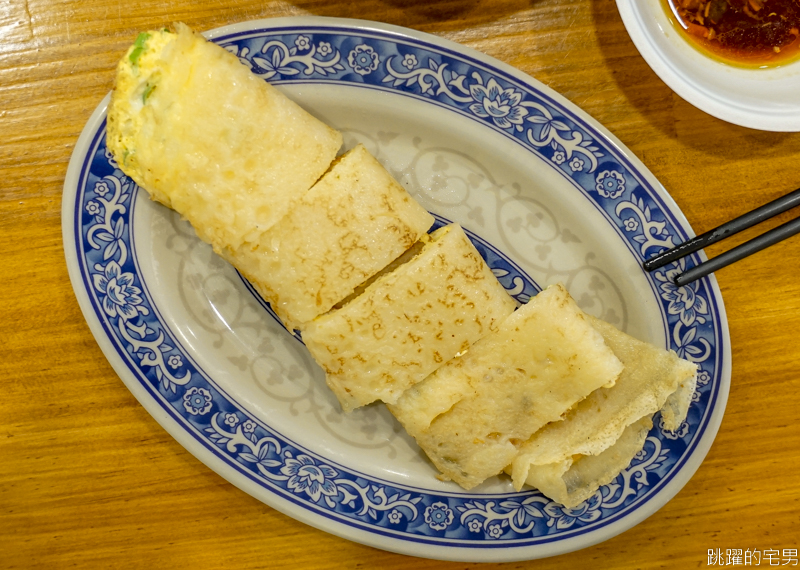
[{"x1": 2, "y1": 0, "x2": 800, "y2": 568}]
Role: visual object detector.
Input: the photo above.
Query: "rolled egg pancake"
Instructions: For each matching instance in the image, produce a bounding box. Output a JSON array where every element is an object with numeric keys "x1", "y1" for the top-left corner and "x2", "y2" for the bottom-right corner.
[
  {"x1": 301, "y1": 223, "x2": 517, "y2": 412},
  {"x1": 106, "y1": 24, "x2": 343, "y2": 252},
  {"x1": 515, "y1": 415, "x2": 654, "y2": 509},
  {"x1": 388, "y1": 283, "x2": 624, "y2": 490},
  {"x1": 224, "y1": 144, "x2": 434, "y2": 330},
  {"x1": 508, "y1": 314, "x2": 697, "y2": 496}
]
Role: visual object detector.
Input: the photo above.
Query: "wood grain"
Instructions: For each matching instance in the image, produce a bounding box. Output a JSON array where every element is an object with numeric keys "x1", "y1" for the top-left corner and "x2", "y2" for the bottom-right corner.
[{"x1": 2, "y1": 0, "x2": 799, "y2": 567}]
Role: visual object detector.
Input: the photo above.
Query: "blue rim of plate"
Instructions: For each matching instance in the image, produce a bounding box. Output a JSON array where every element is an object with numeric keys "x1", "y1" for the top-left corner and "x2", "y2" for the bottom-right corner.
[{"x1": 62, "y1": 17, "x2": 730, "y2": 561}]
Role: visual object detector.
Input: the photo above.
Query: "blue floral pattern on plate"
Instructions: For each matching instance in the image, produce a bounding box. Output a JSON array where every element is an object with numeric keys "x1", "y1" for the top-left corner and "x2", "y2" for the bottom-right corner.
[{"x1": 65, "y1": 19, "x2": 727, "y2": 560}]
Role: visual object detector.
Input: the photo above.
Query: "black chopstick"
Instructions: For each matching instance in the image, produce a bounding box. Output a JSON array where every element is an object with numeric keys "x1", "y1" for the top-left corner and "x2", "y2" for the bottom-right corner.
[
  {"x1": 643, "y1": 187, "x2": 800, "y2": 286},
  {"x1": 671, "y1": 216, "x2": 800, "y2": 286}
]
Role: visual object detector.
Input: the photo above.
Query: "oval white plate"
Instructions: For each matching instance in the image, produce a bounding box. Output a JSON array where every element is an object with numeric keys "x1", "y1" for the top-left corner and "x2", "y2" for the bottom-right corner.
[
  {"x1": 62, "y1": 17, "x2": 731, "y2": 562},
  {"x1": 616, "y1": 0, "x2": 800, "y2": 131}
]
